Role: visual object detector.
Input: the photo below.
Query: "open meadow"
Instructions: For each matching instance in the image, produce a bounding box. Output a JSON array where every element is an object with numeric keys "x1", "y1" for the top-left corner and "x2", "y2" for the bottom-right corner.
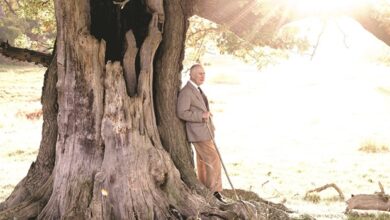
[
  {"x1": 0, "y1": 59, "x2": 44, "y2": 202},
  {"x1": 205, "y1": 55, "x2": 390, "y2": 220}
]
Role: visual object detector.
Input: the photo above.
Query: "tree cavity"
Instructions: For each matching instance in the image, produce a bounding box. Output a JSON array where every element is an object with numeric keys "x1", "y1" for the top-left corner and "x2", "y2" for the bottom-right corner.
[{"x1": 90, "y1": 0, "x2": 152, "y2": 96}]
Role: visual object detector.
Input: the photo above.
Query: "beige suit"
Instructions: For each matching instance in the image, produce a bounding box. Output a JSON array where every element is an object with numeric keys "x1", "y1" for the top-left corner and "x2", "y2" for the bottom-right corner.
[
  {"x1": 177, "y1": 82, "x2": 215, "y2": 142},
  {"x1": 177, "y1": 81, "x2": 221, "y2": 192}
]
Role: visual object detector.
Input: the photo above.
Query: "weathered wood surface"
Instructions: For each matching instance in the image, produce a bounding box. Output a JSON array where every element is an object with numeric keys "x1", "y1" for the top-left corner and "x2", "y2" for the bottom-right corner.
[
  {"x1": 154, "y1": 0, "x2": 204, "y2": 195},
  {"x1": 145, "y1": 0, "x2": 164, "y2": 23},
  {"x1": 37, "y1": 1, "x2": 107, "y2": 217},
  {"x1": 347, "y1": 194, "x2": 390, "y2": 212},
  {"x1": 347, "y1": 182, "x2": 390, "y2": 212},
  {"x1": 123, "y1": 30, "x2": 138, "y2": 96}
]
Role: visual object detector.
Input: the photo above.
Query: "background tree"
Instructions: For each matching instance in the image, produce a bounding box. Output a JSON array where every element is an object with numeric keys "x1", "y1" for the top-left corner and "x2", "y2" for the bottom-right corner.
[
  {"x1": 184, "y1": 16, "x2": 309, "y2": 70},
  {"x1": 0, "y1": 0, "x2": 389, "y2": 219},
  {"x1": 0, "y1": 0, "x2": 55, "y2": 51}
]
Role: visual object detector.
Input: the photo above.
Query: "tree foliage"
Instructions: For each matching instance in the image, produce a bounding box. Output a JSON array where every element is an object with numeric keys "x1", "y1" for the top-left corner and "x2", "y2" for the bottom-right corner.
[
  {"x1": 0, "y1": 0, "x2": 55, "y2": 52},
  {"x1": 371, "y1": 0, "x2": 390, "y2": 25},
  {"x1": 1, "y1": 0, "x2": 389, "y2": 66},
  {"x1": 185, "y1": 15, "x2": 309, "y2": 69}
]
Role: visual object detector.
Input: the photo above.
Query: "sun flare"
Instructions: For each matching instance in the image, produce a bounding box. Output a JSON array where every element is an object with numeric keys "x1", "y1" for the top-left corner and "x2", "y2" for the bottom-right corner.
[{"x1": 290, "y1": 0, "x2": 365, "y2": 14}]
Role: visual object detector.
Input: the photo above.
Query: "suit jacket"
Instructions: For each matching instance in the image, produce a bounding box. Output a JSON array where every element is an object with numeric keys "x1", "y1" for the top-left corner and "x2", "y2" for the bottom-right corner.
[{"x1": 177, "y1": 81, "x2": 215, "y2": 142}]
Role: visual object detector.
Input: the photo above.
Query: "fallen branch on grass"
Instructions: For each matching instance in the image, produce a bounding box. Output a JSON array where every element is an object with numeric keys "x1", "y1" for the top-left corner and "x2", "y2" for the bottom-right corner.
[
  {"x1": 305, "y1": 183, "x2": 345, "y2": 200},
  {"x1": 346, "y1": 182, "x2": 390, "y2": 212}
]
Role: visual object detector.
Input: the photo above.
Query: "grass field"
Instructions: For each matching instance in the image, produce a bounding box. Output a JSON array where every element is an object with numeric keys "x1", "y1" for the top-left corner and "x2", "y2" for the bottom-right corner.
[
  {"x1": 0, "y1": 61, "x2": 44, "y2": 201},
  {"x1": 1, "y1": 52, "x2": 390, "y2": 219},
  {"x1": 203, "y1": 54, "x2": 390, "y2": 220},
  {"x1": 199, "y1": 23, "x2": 390, "y2": 220}
]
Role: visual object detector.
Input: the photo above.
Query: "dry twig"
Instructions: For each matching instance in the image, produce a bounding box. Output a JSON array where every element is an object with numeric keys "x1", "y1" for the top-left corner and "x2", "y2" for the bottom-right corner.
[{"x1": 306, "y1": 183, "x2": 345, "y2": 200}]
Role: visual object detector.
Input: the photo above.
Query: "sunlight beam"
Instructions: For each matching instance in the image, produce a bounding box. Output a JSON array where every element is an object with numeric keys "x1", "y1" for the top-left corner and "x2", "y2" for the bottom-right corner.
[{"x1": 288, "y1": 0, "x2": 367, "y2": 15}]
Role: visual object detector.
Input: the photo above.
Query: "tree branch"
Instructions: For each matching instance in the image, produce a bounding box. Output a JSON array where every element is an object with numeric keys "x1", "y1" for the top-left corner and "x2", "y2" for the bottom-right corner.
[
  {"x1": 0, "y1": 41, "x2": 52, "y2": 67},
  {"x1": 306, "y1": 183, "x2": 345, "y2": 200},
  {"x1": 194, "y1": 0, "x2": 280, "y2": 45},
  {"x1": 194, "y1": 0, "x2": 390, "y2": 47},
  {"x1": 311, "y1": 19, "x2": 327, "y2": 60},
  {"x1": 2, "y1": 0, "x2": 16, "y2": 15},
  {"x1": 186, "y1": 26, "x2": 219, "y2": 41},
  {"x1": 349, "y1": 5, "x2": 390, "y2": 47}
]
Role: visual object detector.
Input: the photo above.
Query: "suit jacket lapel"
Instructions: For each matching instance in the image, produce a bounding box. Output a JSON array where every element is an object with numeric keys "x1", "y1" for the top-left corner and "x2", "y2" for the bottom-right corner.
[{"x1": 186, "y1": 82, "x2": 207, "y2": 111}]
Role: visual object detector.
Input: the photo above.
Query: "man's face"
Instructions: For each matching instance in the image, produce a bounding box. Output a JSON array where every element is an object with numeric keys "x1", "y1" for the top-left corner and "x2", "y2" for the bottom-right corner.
[{"x1": 190, "y1": 66, "x2": 205, "y2": 86}]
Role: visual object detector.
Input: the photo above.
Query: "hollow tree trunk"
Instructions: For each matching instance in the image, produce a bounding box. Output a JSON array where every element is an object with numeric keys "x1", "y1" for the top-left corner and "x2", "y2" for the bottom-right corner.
[
  {"x1": 21, "y1": 0, "x2": 224, "y2": 219},
  {"x1": 1, "y1": 0, "x2": 294, "y2": 219}
]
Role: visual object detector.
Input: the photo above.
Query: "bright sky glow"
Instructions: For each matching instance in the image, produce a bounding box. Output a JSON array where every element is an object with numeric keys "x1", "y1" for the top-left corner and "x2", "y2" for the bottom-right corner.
[
  {"x1": 290, "y1": 0, "x2": 366, "y2": 14},
  {"x1": 294, "y1": 16, "x2": 387, "y2": 62}
]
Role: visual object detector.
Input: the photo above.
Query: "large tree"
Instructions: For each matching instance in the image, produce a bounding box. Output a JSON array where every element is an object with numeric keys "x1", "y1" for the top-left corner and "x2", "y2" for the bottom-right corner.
[{"x1": 0, "y1": 0, "x2": 390, "y2": 219}]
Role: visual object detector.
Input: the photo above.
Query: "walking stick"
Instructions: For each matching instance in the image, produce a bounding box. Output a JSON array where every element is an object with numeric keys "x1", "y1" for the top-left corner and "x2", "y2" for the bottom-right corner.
[
  {"x1": 205, "y1": 122, "x2": 240, "y2": 201},
  {"x1": 206, "y1": 121, "x2": 256, "y2": 218}
]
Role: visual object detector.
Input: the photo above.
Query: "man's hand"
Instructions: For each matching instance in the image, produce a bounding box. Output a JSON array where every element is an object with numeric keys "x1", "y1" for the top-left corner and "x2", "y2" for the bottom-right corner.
[{"x1": 202, "y1": 111, "x2": 212, "y2": 122}]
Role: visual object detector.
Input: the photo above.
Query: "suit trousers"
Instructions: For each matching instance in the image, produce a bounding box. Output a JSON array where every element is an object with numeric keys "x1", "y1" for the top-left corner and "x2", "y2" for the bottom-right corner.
[{"x1": 192, "y1": 140, "x2": 222, "y2": 192}]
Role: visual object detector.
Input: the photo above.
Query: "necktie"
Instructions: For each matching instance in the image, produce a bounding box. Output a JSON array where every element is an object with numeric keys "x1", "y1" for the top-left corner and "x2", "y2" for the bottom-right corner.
[{"x1": 198, "y1": 87, "x2": 209, "y2": 111}]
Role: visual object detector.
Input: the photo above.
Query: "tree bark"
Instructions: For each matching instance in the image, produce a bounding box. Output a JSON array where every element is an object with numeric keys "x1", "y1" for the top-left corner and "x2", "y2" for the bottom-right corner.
[
  {"x1": 37, "y1": 1, "x2": 106, "y2": 217},
  {"x1": 123, "y1": 30, "x2": 138, "y2": 96},
  {"x1": 154, "y1": 0, "x2": 207, "y2": 195}
]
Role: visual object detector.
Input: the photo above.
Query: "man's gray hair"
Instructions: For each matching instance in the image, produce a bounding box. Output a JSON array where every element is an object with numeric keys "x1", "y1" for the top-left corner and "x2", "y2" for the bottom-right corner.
[{"x1": 189, "y1": 64, "x2": 202, "y2": 74}]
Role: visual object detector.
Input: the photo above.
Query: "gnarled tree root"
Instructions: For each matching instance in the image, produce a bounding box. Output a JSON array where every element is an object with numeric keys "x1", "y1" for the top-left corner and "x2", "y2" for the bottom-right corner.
[
  {"x1": 0, "y1": 176, "x2": 53, "y2": 220},
  {"x1": 220, "y1": 189, "x2": 293, "y2": 219}
]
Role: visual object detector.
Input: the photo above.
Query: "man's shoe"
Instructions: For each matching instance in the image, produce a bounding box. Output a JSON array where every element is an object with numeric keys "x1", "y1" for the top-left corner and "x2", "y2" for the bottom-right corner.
[{"x1": 213, "y1": 192, "x2": 227, "y2": 203}]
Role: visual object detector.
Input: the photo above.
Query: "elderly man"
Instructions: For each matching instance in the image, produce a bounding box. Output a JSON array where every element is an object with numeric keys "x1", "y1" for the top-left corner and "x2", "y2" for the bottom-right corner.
[{"x1": 177, "y1": 64, "x2": 224, "y2": 202}]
